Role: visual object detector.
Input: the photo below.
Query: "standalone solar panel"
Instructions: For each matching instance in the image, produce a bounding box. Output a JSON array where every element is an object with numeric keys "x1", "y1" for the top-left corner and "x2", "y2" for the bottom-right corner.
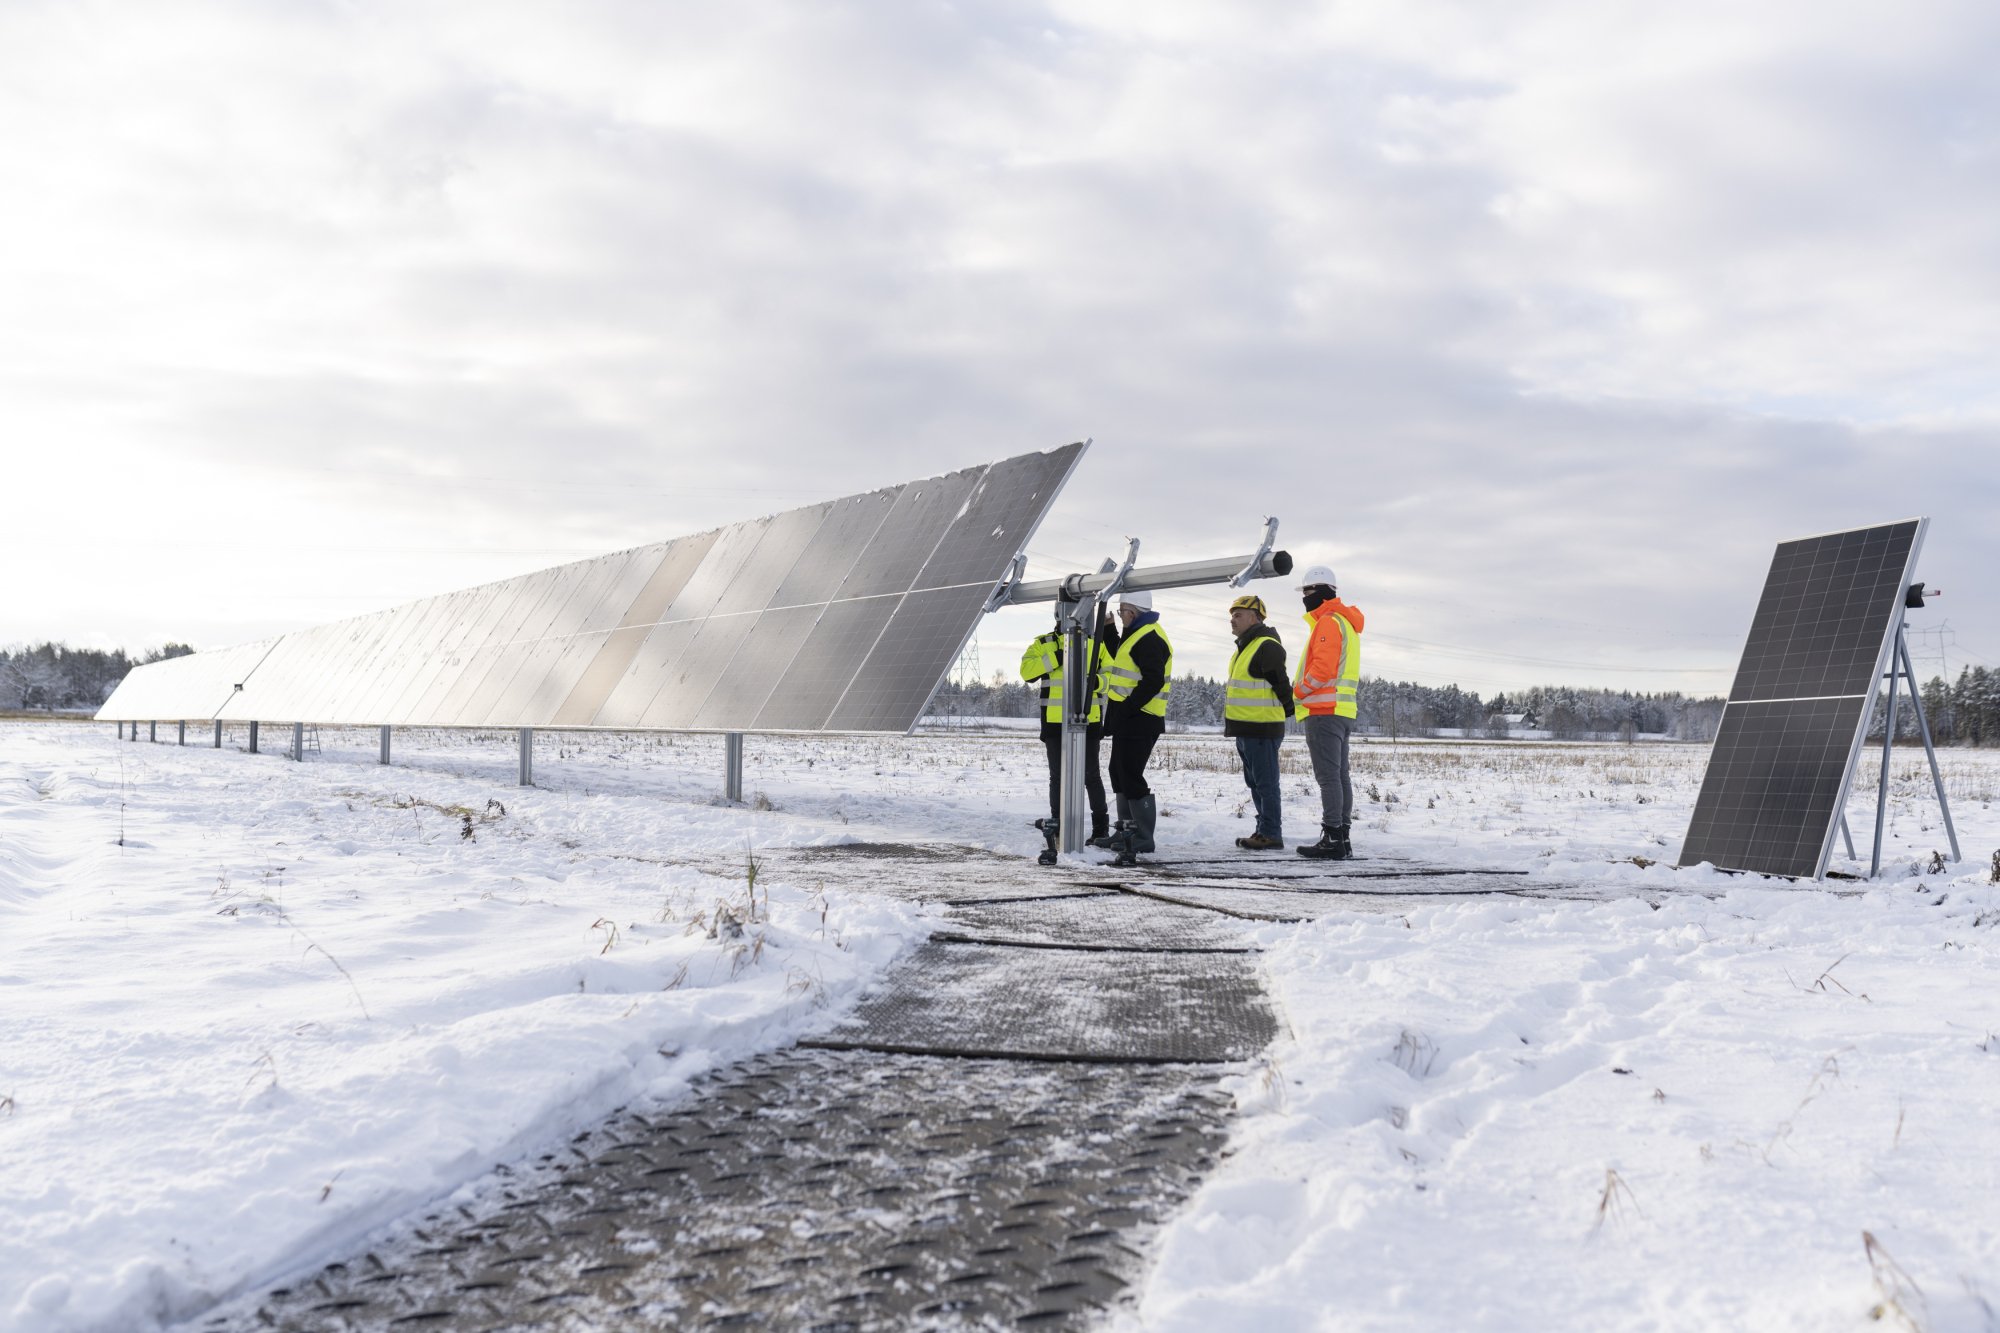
[
  {"x1": 97, "y1": 444, "x2": 1086, "y2": 734},
  {"x1": 1679, "y1": 518, "x2": 1925, "y2": 878}
]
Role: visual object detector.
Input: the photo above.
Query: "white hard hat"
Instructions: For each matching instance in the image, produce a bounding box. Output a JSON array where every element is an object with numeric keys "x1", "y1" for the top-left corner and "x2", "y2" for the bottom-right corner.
[
  {"x1": 1117, "y1": 589, "x2": 1153, "y2": 611},
  {"x1": 1297, "y1": 564, "x2": 1338, "y2": 590}
]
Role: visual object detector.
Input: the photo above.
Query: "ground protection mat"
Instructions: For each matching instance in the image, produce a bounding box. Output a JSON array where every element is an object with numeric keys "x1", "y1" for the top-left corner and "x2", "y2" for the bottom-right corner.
[
  {"x1": 194, "y1": 1049, "x2": 1231, "y2": 1332},
  {"x1": 935, "y1": 895, "x2": 1252, "y2": 952},
  {"x1": 1114, "y1": 876, "x2": 1634, "y2": 922},
  {"x1": 803, "y1": 941, "x2": 1278, "y2": 1064}
]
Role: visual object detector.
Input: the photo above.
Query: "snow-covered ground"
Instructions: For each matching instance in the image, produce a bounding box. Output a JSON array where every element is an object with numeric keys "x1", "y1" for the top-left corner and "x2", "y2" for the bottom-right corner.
[{"x1": 4, "y1": 719, "x2": 1997, "y2": 1332}]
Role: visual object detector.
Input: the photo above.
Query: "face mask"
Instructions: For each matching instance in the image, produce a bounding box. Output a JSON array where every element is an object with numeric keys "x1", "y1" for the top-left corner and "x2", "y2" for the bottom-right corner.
[{"x1": 1303, "y1": 589, "x2": 1329, "y2": 612}]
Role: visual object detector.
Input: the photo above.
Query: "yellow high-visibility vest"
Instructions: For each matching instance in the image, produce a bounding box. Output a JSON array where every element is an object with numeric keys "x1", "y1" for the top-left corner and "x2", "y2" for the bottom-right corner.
[
  {"x1": 1104, "y1": 622, "x2": 1173, "y2": 718},
  {"x1": 1020, "y1": 634, "x2": 1106, "y2": 724},
  {"x1": 1224, "y1": 636, "x2": 1288, "y2": 724}
]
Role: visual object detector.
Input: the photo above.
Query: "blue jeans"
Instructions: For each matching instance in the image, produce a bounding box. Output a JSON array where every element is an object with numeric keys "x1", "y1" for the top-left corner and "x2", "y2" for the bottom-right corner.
[{"x1": 1235, "y1": 736, "x2": 1283, "y2": 840}]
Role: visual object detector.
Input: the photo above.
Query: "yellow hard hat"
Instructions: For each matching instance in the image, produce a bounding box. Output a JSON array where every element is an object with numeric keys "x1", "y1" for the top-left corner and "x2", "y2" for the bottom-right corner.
[{"x1": 1229, "y1": 594, "x2": 1267, "y2": 618}]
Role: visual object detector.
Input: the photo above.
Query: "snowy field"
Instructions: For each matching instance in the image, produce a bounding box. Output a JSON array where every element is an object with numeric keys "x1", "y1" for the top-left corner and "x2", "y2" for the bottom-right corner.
[{"x1": 3, "y1": 719, "x2": 1998, "y2": 1332}]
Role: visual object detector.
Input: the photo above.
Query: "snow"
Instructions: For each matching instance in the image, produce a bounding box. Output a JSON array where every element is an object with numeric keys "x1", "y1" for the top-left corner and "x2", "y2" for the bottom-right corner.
[{"x1": 4, "y1": 720, "x2": 1998, "y2": 1332}]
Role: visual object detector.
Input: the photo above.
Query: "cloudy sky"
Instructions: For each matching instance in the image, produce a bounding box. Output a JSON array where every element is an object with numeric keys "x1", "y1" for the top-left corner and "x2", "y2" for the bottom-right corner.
[{"x1": 5, "y1": 0, "x2": 1998, "y2": 699}]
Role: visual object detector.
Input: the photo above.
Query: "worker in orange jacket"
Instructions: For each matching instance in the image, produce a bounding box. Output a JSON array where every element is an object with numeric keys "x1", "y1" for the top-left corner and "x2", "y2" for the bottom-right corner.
[{"x1": 1292, "y1": 564, "x2": 1364, "y2": 860}]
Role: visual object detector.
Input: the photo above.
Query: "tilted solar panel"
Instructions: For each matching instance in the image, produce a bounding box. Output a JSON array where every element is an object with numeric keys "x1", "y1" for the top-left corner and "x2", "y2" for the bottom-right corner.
[
  {"x1": 1679, "y1": 519, "x2": 1925, "y2": 878},
  {"x1": 96, "y1": 444, "x2": 1087, "y2": 733}
]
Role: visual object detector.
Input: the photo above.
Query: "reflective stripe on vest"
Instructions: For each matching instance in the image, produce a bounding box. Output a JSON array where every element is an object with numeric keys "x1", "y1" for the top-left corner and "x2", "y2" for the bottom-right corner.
[
  {"x1": 1105, "y1": 622, "x2": 1173, "y2": 718},
  {"x1": 1296, "y1": 611, "x2": 1360, "y2": 718},
  {"x1": 1224, "y1": 638, "x2": 1287, "y2": 723}
]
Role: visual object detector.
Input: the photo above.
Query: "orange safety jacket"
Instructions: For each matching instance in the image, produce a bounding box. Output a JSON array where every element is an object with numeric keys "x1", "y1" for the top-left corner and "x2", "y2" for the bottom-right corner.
[{"x1": 1295, "y1": 598, "x2": 1364, "y2": 717}]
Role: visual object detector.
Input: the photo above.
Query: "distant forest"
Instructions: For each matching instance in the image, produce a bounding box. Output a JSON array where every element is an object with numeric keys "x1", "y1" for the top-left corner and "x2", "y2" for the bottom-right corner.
[
  {"x1": 938, "y1": 666, "x2": 2000, "y2": 747},
  {"x1": 0, "y1": 642, "x2": 193, "y2": 712},
  {"x1": 936, "y1": 675, "x2": 1730, "y2": 741},
  {"x1": 14, "y1": 639, "x2": 2000, "y2": 747}
]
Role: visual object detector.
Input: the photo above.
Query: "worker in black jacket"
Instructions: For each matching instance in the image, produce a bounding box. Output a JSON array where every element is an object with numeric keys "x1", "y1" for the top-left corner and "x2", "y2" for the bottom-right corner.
[
  {"x1": 1222, "y1": 594, "x2": 1296, "y2": 850},
  {"x1": 1100, "y1": 590, "x2": 1174, "y2": 854}
]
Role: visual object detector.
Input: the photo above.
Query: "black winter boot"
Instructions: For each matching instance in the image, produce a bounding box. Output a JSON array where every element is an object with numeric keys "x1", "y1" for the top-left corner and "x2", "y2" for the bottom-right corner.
[
  {"x1": 1131, "y1": 795, "x2": 1158, "y2": 854},
  {"x1": 1092, "y1": 798, "x2": 1127, "y2": 849},
  {"x1": 1332, "y1": 823, "x2": 1352, "y2": 860},
  {"x1": 1298, "y1": 825, "x2": 1342, "y2": 859}
]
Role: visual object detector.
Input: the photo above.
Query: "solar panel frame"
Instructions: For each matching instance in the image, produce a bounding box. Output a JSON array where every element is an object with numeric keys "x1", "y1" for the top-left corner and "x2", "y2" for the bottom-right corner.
[
  {"x1": 97, "y1": 638, "x2": 279, "y2": 721},
  {"x1": 95, "y1": 443, "x2": 1087, "y2": 737},
  {"x1": 1680, "y1": 517, "x2": 1926, "y2": 879}
]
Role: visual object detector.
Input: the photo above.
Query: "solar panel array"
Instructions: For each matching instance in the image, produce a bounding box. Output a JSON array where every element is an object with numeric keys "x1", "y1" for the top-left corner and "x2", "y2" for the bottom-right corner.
[
  {"x1": 97, "y1": 444, "x2": 1085, "y2": 734},
  {"x1": 1679, "y1": 518, "x2": 1925, "y2": 878}
]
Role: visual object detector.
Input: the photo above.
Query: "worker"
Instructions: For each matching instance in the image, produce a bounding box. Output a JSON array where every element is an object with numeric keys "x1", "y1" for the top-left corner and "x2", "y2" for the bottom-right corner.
[
  {"x1": 1223, "y1": 594, "x2": 1296, "y2": 850},
  {"x1": 1292, "y1": 564, "x2": 1364, "y2": 859},
  {"x1": 1101, "y1": 589, "x2": 1173, "y2": 855},
  {"x1": 1019, "y1": 615, "x2": 1112, "y2": 843}
]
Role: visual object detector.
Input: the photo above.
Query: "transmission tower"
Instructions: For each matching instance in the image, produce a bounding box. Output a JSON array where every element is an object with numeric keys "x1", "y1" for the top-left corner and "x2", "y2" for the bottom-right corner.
[
  {"x1": 947, "y1": 639, "x2": 983, "y2": 730},
  {"x1": 1909, "y1": 621, "x2": 1954, "y2": 683}
]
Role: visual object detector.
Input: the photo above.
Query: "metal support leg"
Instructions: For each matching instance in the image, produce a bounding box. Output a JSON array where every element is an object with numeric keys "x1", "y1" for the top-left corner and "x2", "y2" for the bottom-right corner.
[
  {"x1": 291, "y1": 722, "x2": 304, "y2": 762},
  {"x1": 1898, "y1": 628, "x2": 1961, "y2": 862},
  {"x1": 1058, "y1": 618, "x2": 1090, "y2": 855},
  {"x1": 1870, "y1": 623, "x2": 1902, "y2": 879},
  {"x1": 379, "y1": 725, "x2": 392, "y2": 765},
  {"x1": 518, "y1": 728, "x2": 534, "y2": 786},
  {"x1": 213, "y1": 720, "x2": 222, "y2": 748},
  {"x1": 723, "y1": 732, "x2": 744, "y2": 803},
  {"x1": 1839, "y1": 813, "x2": 1856, "y2": 861},
  {"x1": 149, "y1": 721, "x2": 157, "y2": 742},
  {"x1": 177, "y1": 720, "x2": 186, "y2": 746},
  {"x1": 249, "y1": 721, "x2": 260, "y2": 754},
  {"x1": 117, "y1": 722, "x2": 124, "y2": 740}
]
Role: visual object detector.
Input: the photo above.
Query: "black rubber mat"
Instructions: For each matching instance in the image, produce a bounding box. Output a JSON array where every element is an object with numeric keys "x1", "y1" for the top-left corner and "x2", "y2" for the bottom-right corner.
[
  {"x1": 1117, "y1": 877, "x2": 1620, "y2": 921},
  {"x1": 805, "y1": 941, "x2": 1277, "y2": 1064},
  {"x1": 753, "y1": 843, "x2": 1105, "y2": 905},
  {"x1": 194, "y1": 1050, "x2": 1231, "y2": 1332},
  {"x1": 937, "y1": 895, "x2": 1252, "y2": 952}
]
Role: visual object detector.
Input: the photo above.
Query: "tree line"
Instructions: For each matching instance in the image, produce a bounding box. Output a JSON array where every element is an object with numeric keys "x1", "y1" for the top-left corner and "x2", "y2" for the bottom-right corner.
[
  {"x1": 936, "y1": 673, "x2": 1729, "y2": 740},
  {"x1": 0, "y1": 642, "x2": 192, "y2": 712},
  {"x1": 1896, "y1": 667, "x2": 2000, "y2": 745}
]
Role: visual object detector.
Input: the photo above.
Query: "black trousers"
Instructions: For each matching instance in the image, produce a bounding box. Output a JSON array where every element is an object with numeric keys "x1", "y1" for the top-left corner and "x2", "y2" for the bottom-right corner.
[
  {"x1": 1041, "y1": 723, "x2": 1107, "y2": 827},
  {"x1": 1107, "y1": 725, "x2": 1161, "y2": 800}
]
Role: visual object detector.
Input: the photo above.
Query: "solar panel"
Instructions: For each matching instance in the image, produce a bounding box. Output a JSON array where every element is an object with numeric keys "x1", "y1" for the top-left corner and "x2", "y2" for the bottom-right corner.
[
  {"x1": 96, "y1": 443, "x2": 1087, "y2": 735},
  {"x1": 1679, "y1": 518, "x2": 1925, "y2": 878}
]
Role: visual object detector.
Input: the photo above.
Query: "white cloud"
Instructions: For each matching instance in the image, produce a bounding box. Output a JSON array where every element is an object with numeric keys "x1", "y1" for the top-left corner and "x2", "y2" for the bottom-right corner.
[{"x1": 1, "y1": 0, "x2": 1995, "y2": 696}]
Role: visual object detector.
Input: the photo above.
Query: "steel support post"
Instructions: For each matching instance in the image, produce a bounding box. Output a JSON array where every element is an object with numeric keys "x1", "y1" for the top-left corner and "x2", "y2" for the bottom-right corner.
[
  {"x1": 291, "y1": 722, "x2": 304, "y2": 762},
  {"x1": 379, "y1": 725, "x2": 392, "y2": 765},
  {"x1": 1056, "y1": 596, "x2": 1097, "y2": 855},
  {"x1": 518, "y1": 728, "x2": 534, "y2": 787},
  {"x1": 149, "y1": 721, "x2": 157, "y2": 742},
  {"x1": 1870, "y1": 613, "x2": 1903, "y2": 879},
  {"x1": 177, "y1": 720, "x2": 186, "y2": 746},
  {"x1": 212, "y1": 720, "x2": 222, "y2": 748},
  {"x1": 724, "y1": 732, "x2": 745, "y2": 804},
  {"x1": 1898, "y1": 627, "x2": 1961, "y2": 863},
  {"x1": 1838, "y1": 813, "x2": 1856, "y2": 861},
  {"x1": 249, "y1": 721, "x2": 260, "y2": 754},
  {"x1": 116, "y1": 722, "x2": 124, "y2": 740}
]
